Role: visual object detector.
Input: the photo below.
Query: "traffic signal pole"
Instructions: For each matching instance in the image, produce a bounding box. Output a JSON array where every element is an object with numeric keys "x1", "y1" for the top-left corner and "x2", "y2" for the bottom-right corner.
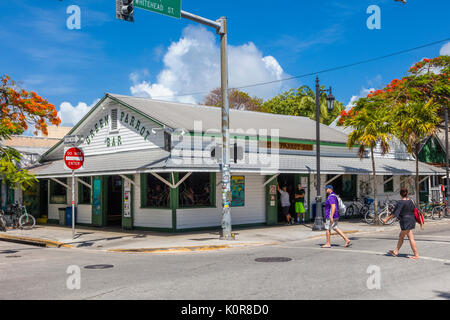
[
  {"x1": 174, "y1": 12, "x2": 233, "y2": 240},
  {"x1": 177, "y1": 12, "x2": 232, "y2": 239},
  {"x1": 116, "y1": 3, "x2": 233, "y2": 240}
]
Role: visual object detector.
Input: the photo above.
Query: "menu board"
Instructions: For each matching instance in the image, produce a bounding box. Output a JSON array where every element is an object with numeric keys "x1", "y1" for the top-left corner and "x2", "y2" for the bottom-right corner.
[{"x1": 123, "y1": 180, "x2": 131, "y2": 218}]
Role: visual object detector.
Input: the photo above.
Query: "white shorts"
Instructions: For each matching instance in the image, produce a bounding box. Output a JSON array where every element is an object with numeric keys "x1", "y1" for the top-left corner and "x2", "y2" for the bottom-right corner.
[{"x1": 325, "y1": 219, "x2": 339, "y2": 231}]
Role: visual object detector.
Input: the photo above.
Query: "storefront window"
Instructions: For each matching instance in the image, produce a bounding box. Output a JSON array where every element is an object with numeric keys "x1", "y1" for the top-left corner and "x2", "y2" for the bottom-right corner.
[
  {"x1": 78, "y1": 177, "x2": 92, "y2": 205},
  {"x1": 179, "y1": 173, "x2": 214, "y2": 208},
  {"x1": 384, "y1": 176, "x2": 394, "y2": 193},
  {"x1": 142, "y1": 173, "x2": 171, "y2": 208},
  {"x1": 50, "y1": 179, "x2": 67, "y2": 204}
]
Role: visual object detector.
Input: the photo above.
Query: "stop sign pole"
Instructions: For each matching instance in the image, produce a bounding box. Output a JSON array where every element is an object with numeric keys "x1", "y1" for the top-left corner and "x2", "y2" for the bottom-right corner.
[{"x1": 64, "y1": 141, "x2": 84, "y2": 239}]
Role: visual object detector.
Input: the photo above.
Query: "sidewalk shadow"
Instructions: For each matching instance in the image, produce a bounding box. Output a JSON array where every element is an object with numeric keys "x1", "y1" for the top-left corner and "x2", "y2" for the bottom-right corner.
[
  {"x1": 434, "y1": 291, "x2": 450, "y2": 300},
  {"x1": 384, "y1": 252, "x2": 411, "y2": 259}
]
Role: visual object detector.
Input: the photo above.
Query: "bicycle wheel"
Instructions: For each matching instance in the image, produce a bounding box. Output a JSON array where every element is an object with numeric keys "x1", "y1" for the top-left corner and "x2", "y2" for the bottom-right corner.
[
  {"x1": 359, "y1": 206, "x2": 368, "y2": 219},
  {"x1": 19, "y1": 214, "x2": 35, "y2": 230},
  {"x1": 443, "y1": 206, "x2": 450, "y2": 218},
  {"x1": 432, "y1": 206, "x2": 444, "y2": 220},
  {"x1": 345, "y1": 206, "x2": 354, "y2": 219},
  {"x1": 0, "y1": 215, "x2": 7, "y2": 232},
  {"x1": 364, "y1": 210, "x2": 375, "y2": 224},
  {"x1": 378, "y1": 210, "x2": 389, "y2": 225}
]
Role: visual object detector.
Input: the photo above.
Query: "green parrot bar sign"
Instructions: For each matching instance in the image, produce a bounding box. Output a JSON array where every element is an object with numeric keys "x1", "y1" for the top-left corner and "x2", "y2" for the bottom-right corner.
[{"x1": 134, "y1": 0, "x2": 182, "y2": 19}]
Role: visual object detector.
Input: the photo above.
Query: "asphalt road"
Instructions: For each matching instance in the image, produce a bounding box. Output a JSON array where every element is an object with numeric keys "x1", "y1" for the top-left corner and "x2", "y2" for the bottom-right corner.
[{"x1": 1, "y1": 222, "x2": 450, "y2": 300}]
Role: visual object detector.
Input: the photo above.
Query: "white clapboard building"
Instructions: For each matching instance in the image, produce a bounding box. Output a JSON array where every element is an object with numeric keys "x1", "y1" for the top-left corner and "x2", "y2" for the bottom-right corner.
[{"x1": 28, "y1": 94, "x2": 444, "y2": 231}]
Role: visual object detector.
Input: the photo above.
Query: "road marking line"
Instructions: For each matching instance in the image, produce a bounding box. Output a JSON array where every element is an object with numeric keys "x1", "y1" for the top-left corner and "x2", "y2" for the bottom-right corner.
[{"x1": 276, "y1": 245, "x2": 450, "y2": 264}]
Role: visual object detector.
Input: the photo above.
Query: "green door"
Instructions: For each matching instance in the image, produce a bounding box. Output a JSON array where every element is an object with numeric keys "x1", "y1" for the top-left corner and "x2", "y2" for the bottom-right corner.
[
  {"x1": 92, "y1": 176, "x2": 107, "y2": 226},
  {"x1": 266, "y1": 176, "x2": 278, "y2": 226}
]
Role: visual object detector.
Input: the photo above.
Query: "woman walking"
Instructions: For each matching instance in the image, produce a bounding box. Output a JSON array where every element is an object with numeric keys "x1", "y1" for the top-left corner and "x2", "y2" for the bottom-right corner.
[{"x1": 383, "y1": 188, "x2": 419, "y2": 260}]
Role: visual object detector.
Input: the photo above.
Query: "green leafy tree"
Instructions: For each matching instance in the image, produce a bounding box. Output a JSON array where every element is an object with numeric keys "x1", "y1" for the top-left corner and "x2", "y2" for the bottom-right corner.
[
  {"x1": 262, "y1": 85, "x2": 345, "y2": 125},
  {"x1": 339, "y1": 55, "x2": 449, "y2": 207},
  {"x1": 339, "y1": 99, "x2": 393, "y2": 224},
  {"x1": 384, "y1": 56, "x2": 448, "y2": 204},
  {"x1": 392, "y1": 99, "x2": 441, "y2": 204}
]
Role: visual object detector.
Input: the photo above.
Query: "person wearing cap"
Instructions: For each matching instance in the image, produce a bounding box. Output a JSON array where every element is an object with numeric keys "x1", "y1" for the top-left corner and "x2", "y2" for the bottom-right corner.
[{"x1": 322, "y1": 185, "x2": 352, "y2": 248}]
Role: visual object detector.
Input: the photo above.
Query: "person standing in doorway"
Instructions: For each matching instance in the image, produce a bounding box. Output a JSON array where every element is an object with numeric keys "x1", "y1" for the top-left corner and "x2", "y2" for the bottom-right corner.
[
  {"x1": 278, "y1": 184, "x2": 293, "y2": 225},
  {"x1": 382, "y1": 188, "x2": 419, "y2": 260},
  {"x1": 294, "y1": 184, "x2": 306, "y2": 224},
  {"x1": 322, "y1": 185, "x2": 352, "y2": 248}
]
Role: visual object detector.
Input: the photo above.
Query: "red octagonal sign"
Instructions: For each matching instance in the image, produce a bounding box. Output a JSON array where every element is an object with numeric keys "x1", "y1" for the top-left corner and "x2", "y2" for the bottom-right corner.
[{"x1": 64, "y1": 147, "x2": 84, "y2": 170}]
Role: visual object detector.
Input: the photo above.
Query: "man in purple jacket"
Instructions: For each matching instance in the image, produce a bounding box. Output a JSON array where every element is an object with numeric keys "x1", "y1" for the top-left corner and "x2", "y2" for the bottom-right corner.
[{"x1": 321, "y1": 185, "x2": 352, "y2": 249}]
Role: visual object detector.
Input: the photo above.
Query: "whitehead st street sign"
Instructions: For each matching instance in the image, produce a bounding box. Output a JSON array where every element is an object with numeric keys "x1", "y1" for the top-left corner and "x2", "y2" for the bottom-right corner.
[{"x1": 134, "y1": 0, "x2": 181, "y2": 19}]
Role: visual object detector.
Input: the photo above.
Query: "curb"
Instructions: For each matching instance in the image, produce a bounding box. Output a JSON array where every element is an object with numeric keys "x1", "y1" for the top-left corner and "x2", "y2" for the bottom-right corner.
[
  {"x1": 108, "y1": 242, "x2": 278, "y2": 254},
  {"x1": 0, "y1": 234, "x2": 73, "y2": 248},
  {"x1": 108, "y1": 245, "x2": 232, "y2": 254}
]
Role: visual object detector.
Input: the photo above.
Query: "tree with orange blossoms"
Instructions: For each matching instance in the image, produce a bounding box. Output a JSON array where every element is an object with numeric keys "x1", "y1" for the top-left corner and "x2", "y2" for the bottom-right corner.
[
  {"x1": 337, "y1": 55, "x2": 449, "y2": 207},
  {"x1": 385, "y1": 56, "x2": 449, "y2": 205},
  {"x1": 0, "y1": 75, "x2": 61, "y2": 189}
]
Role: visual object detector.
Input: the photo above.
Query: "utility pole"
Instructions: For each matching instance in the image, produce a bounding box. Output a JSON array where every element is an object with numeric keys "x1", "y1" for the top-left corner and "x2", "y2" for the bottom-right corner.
[
  {"x1": 116, "y1": 2, "x2": 233, "y2": 239},
  {"x1": 179, "y1": 13, "x2": 232, "y2": 240}
]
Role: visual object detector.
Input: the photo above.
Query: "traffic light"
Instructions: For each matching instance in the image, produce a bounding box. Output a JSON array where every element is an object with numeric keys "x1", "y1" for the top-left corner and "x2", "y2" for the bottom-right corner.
[{"x1": 116, "y1": 0, "x2": 134, "y2": 22}]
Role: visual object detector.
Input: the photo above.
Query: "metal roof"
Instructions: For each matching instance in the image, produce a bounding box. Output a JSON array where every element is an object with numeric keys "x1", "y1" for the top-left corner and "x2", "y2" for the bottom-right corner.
[
  {"x1": 163, "y1": 154, "x2": 445, "y2": 176},
  {"x1": 108, "y1": 94, "x2": 349, "y2": 145},
  {"x1": 31, "y1": 148, "x2": 444, "y2": 178},
  {"x1": 30, "y1": 149, "x2": 169, "y2": 178}
]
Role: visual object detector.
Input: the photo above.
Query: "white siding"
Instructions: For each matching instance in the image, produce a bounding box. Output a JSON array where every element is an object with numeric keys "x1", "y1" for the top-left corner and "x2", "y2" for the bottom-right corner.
[
  {"x1": 176, "y1": 173, "x2": 266, "y2": 229},
  {"x1": 133, "y1": 174, "x2": 172, "y2": 229},
  {"x1": 46, "y1": 100, "x2": 165, "y2": 161}
]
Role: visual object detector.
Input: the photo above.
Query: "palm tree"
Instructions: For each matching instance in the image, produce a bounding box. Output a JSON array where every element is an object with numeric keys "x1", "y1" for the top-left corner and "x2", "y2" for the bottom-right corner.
[
  {"x1": 392, "y1": 98, "x2": 441, "y2": 204},
  {"x1": 342, "y1": 99, "x2": 393, "y2": 224}
]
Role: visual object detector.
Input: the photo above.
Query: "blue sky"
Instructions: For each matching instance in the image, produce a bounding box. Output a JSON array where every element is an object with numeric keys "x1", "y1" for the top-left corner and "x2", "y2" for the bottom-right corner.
[{"x1": 0, "y1": 0, "x2": 449, "y2": 126}]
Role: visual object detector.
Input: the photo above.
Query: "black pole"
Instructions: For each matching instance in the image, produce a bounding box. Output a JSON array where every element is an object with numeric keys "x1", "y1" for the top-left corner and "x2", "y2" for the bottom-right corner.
[{"x1": 313, "y1": 76, "x2": 325, "y2": 231}]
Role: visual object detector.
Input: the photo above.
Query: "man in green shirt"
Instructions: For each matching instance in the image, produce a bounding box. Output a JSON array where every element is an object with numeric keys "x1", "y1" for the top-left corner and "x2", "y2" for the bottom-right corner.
[{"x1": 294, "y1": 184, "x2": 306, "y2": 224}]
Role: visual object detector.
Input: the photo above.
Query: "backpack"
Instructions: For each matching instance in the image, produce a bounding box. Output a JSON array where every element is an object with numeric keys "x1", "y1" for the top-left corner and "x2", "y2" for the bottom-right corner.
[{"x1": 330, "y1": 194, "x2": 346, "y2": 215}]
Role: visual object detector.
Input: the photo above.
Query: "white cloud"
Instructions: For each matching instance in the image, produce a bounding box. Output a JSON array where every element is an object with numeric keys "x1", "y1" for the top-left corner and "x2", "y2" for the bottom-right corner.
[
  {"x1": 440, "y1": 42, "x2": 450, "y2": 56},
  {"x1": 130, "y1": 25, "x2": 289, "y2": 103},
  {"x1": 58, "y1": 99, "x2": 99, "y2": 126}
]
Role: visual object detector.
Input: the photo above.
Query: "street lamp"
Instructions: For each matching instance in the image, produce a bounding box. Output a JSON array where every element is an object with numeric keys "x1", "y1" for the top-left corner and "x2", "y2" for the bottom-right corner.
[{"x1": 313, "y1": 77, "x2": 335, "y2": 231}]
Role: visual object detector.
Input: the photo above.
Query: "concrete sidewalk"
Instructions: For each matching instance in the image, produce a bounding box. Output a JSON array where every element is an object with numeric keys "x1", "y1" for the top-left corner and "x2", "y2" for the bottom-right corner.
[{"x1": 1, "y1": 219, "x2": 449, "y2": 253}]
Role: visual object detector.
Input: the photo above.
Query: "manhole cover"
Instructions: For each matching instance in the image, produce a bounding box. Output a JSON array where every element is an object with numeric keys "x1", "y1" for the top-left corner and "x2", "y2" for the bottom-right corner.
[
  {"x1": 84, "y1": 264, "x2": 114, "y2": 270},
  {"x1": 255, "y1": 257, "x2": 292, "y2": 263},
  {"x1": 0, "y1": 250, "x2": 18, "y2": 254},
  {"x1": 5, "y1": 255, "x2": 21, "y2": 258}
]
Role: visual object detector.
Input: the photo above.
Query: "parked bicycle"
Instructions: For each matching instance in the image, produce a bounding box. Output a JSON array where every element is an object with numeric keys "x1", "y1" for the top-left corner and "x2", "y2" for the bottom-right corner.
[
  {"x1": 0, "y1": 202, "x2": 35, "y2": 231},
  {"x1": 364, "y1": 200, "x2": 397, "y2": 225},
  {"x1": 344, "y1": 197, "x2": 373, "y2": 219},
  {"x1": 378, "y1": 200, "x2": 398, "y2": 225},
  {"x1": 430, "y1": 201, "x2": 450, "y2": 220}
]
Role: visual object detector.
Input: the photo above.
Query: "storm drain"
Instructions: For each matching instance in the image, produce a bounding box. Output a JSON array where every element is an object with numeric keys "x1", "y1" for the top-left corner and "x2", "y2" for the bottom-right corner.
[
  {"x1": 5, "y1": 255, "x2": 21, "y2": 258},
  {"x1": 84, "y1": 264, "x2": 114, "y2": 270},
  {"x1": 255, "y1": 257, "x2": 292, "y2": 263}
]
